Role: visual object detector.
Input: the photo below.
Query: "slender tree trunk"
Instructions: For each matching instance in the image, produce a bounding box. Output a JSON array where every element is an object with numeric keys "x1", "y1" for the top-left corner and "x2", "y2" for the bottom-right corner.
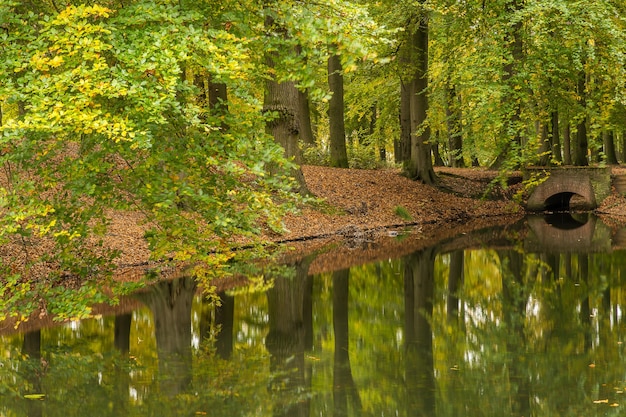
[
  {"x1": 433, "y1": 141, "x2": 445, "y2": 166},
  {"x1": 622, "y1": 131, "x2": 626, "y2": 163},
  {"x1": 407, "y1": 11, "x2": 436, "y2": 184},
  {"x1": 538, "y1": 121, "x2": 551, "y2": 166},
  {"x1": 397, "y1": 80, "x2": 412, "y2": 164},
  {"x1": 551, "y1": 111, "x2": 562, "y2": 163},
  {"x1": 563, "y1": 122, "x2": 572, "y2": 165},
  {"x1": 328, "y1": 52, "x2": 349, "y2": 168},
  {"x1": 298, "y1": 89, "x2": 316, "y2": 145},
  {"x1": 574, "y1": 71, "x2": 588, "y2": 166},
  {"x1": 603, "y1": 130, "x2": 618, "y2": 164},
  {"x1": 491, "y1": 0, "x2": 524, "y2": 170},
  {"x1": 447, "y1": 85, "x2": 464, "y2": 167}
]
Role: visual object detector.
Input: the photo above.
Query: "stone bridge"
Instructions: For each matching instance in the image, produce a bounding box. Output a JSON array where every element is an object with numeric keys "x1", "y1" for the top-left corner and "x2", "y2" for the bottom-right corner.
[{"x1": 524, "y1": 166, "x2": 612, "y2": 212}]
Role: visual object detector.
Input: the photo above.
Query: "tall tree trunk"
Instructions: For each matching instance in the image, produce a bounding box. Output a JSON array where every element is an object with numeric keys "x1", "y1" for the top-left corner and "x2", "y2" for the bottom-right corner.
[
  {"x1": 328, "y1": 52, "x2": 349, "y2": 168},
  {"x1": 563, "y1": 122, "x2": 572, "y2": 165},
  {"x1": 551, "y1": 111, "x2": 562, "y2": 163},
  {"x1": 407, "y1": 11, "x2": 436, "y2": 184},
  {"x1": 447, "y1": 85, "x2": 464, "y2": 167},
  {"x1": 538, "y1": 121, "x2": 551, "y2": 166},
  {"x1": 433, "y1": 141, "x2": 445, "y2": 167},
  {"x1": 298, "y1": 89, "x2": 316, "y2": 145},
  {"x1": 491, "y1": 0, "x2": 524, "y2": 170},
  {"x1": 574, "y1": 71, "x2": 589, "y2": 166},
  {"x1": 603, "y1": 130, "x2": 618, "y2": 164},
  {"x1": 263, "y1": 10, "x2": 308, "y2": 194},
  {"x1": 397, "y1": 80, "x2": 412, "y2": 164}
]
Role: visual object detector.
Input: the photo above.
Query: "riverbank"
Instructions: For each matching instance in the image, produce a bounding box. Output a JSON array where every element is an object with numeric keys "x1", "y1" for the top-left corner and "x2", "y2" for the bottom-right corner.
[
  {"x1": 108, "y1": 164, "x2": 626, "y2": 279},
  {"x1": 6, "y1": 164, "x2": 626, "y2": 282}
]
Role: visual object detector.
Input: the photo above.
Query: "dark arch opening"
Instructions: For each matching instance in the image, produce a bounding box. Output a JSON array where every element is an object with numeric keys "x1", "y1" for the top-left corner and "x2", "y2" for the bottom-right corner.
[
  {"x1": 543, "y1": 192, "x2": 575, "y2": 211},
  {"x1": 543, "y1": 192, "x2": 591, "y2": 211},
  {"x1": 543, "y1": 212, "x2": 590, "y2": 230}
]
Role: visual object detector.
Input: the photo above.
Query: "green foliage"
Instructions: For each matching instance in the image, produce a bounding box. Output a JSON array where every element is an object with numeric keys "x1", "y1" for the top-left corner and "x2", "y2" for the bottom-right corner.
[
  {"x1": 393, "y1": 205, "x2": 413, "y2": 221},
  {"x1": 301, "y1": 142, "x2": 330, "y2": 166},
  {"x1": 0, "y1": 0, "x2": 304, "y2": 319},
  {"x1": 301, "y1": 140, "x2": 386, "y2": 169}
]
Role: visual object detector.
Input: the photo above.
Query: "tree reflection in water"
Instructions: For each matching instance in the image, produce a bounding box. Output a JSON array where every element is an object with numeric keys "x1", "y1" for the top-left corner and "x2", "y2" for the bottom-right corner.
[{"x1": 2, "y1": 221, "x2": 626, "y2": 416}]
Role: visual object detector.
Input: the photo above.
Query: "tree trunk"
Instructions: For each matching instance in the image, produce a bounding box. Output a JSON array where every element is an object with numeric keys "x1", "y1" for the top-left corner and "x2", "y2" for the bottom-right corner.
[
  {"x1": 603, "y1": 130, "x2": 618, "y2": 164},
  {"x1": 491, "y1": 0, "x2": 524, "y2": 170},
  {"x1": 263, "y1": 9, "x2": 308, "y2": 194},
  {"x1": 298, "y1": 89, "x2": 316, "y2": 145},
  {"x1": 433, "y1": 142, "x2": 444, "y2": 167},
  {"x1": 328, "y1": 52, "x2": 349, "y2": 168},
  {"x1": 563, "y1": 122, "x2": 572, "y2": 165},
  {"x1": 447, "y1": 85, "x2": 464, "y2": 167},
  {"x1": 573, "y1": 71, "x2": 588, "y2": 166},
  {"x1": 397, "y1": 80, "x2": 412, "y2": 164},
  {"x1": 407, "y1": 12, "x2": 436, "y2": 184},
  {"x1": 551, "y1": 111, "x2": 562, "y2": 163},
  {"x1": 538, "y1": 121, "x2": 551, "y2": 166}
]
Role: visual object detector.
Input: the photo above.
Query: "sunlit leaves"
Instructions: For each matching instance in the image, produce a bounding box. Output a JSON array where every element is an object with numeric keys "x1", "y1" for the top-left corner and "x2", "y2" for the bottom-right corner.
[{"x1": 0, "y1": 0, "x2": 304, "y2": 322}]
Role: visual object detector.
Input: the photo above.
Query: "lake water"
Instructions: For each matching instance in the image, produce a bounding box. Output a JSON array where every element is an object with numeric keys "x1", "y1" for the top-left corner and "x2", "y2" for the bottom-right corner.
[{"x1": 2, "y1": 215, "x2": 626, "y2": 416}]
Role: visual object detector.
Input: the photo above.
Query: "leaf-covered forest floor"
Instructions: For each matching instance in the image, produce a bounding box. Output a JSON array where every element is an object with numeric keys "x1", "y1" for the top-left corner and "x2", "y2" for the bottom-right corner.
[
  {"x1": 3, "y1": 164, "x2": 626, "y2": 332},
  {"x1": 106, "y1": 164, "x2": 626, "y2": 280},
  {"x1": 6, "y1": 165, "x2": 626, "y2": 282}
]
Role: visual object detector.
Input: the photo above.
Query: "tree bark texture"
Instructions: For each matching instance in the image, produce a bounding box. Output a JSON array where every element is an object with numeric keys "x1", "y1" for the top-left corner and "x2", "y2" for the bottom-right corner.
[
  {"x1": 298, "y1": 89, "x2": 316, "y2": 145},
  {"x1": 603, "y1": 130, "x2": 618, "y2": 164},
  {"x1": 407, "y1": 12, "x2": 436, "y2": 184},
  {"x1": 563, "y1": 122, "x2": 572, "y2": 164},
  {"x1": 397, "y1": 80, "x2": 412, "y2": 164},
  {"x1": 263, "y1": 11, "x2": 308, "y2": 194},
  {"x1": 574, "y1": 71, "x2": 589, "y2": 166},
  {"x1": 551, "y1": 111, "x2": 562, "y2": 163},
  {"x1": 328, "y1": 53, "x2": 349, "y2": 168},
  {"x1": 447, "y1": 85, "x2": 464, "y2": 167}
]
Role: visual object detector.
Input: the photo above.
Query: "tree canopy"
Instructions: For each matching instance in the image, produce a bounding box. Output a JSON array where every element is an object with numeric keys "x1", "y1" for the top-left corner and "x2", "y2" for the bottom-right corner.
[{"x1": 1, "y1": 0, "x2": 626, "y2": 319}]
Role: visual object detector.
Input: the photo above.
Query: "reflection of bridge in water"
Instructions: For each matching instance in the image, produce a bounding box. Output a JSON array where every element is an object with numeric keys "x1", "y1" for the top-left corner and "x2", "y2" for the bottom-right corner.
[{"x1": 524, "y1": 213, "x2": 613, "y2": 253}]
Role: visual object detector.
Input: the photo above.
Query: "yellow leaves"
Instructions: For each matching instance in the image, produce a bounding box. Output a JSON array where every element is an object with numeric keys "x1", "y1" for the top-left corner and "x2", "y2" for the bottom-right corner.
[
  {"x1": 55, "y1": 4, "x2": 113, "y2": 23},
  {"x1": 593, "y1": 399, "x2": 619, "y2": 407},
  {"x1": 53, "y1": 230, "x2": 81, "y2": 240},
  {"x1": 30, "y1": 52, "x2": 63, "y2": 72}
]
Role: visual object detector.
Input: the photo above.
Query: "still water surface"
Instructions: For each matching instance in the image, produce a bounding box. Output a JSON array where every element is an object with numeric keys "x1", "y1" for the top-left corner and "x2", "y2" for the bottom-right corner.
[{"x1": 2, "y1": 216, "x2": 626, "y2": 416}]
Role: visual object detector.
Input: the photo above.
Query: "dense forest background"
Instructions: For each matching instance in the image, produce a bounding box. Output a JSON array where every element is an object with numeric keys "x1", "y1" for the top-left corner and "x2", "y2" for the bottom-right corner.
[{"x1": 1, "y1": 0, "x2": 625, "y2": 285}]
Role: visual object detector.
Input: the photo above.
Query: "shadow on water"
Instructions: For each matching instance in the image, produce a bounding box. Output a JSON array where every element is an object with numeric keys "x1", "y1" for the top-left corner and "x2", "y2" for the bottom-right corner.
[{"x1": 3, "y1": 216, "x2": 626, "y2": 416}]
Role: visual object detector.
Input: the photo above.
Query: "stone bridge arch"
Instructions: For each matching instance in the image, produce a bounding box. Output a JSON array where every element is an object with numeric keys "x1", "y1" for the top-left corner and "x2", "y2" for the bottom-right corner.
[{"x1": 525, "y1": 166, "x2": 611, "y2": 212}]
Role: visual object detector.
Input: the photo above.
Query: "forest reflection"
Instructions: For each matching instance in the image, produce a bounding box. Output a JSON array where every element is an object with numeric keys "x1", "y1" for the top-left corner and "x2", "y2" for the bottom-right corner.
[{"x1": 3, "y1": 222, "x2": 626, "y2": 416}]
